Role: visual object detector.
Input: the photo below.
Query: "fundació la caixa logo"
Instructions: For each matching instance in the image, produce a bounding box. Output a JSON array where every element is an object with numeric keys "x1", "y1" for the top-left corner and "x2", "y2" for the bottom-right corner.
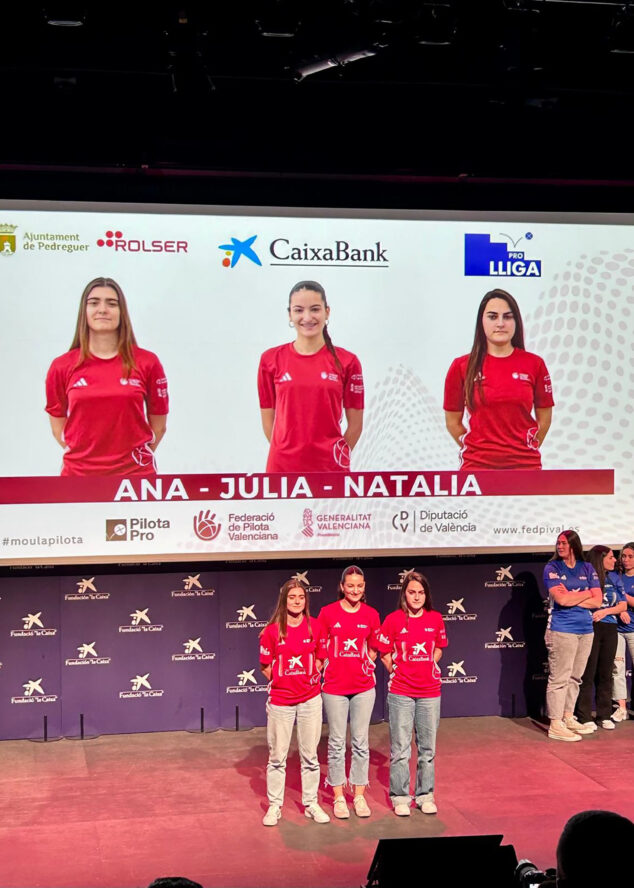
[
  {"x1": 193, "y1": 510, "x2": 222, "y2": 540},
  {"x1": 97, "y1": 228, "x2": 188, "y2": 253}
]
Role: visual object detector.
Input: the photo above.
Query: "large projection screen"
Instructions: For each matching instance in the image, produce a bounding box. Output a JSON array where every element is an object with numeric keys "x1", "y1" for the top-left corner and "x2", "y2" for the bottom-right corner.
[{"x1": 0, "y1": 201, "x2": 629, "y2": 564}]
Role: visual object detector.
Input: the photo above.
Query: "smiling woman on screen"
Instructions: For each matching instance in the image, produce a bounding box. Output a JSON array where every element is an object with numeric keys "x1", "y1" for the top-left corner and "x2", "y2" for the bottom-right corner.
[
  {"x1": 257, "y1": 281, "x2": 364, "y2": 473},
  {"x1": 45, "y1": 277, "x2": 168, "y2": 476},
  {"x1": 443, "y1": 288, "x2": 554, "y2": 470}
]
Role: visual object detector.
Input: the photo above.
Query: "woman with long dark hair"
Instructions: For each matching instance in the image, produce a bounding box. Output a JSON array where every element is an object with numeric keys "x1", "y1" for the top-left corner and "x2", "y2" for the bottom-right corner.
[
  {"x1": 543, "y1": 530, "x2": 602, "y2": 741},
  {"x1": 443, "y1": 288, "x2": 553, "y2": 469},
  {"x1": 575, "y1": 545, "x2": 626, "y2": 730},
  {"x1": 612, "y1": 542, "x2": 634, "y2": 722},
  {"x1": 318, "y1": 565, "x2": 381, "y2": 818},
  {"x1": 257, "y1": 281, "x2": 364, "y2": 472},
  {"x1": 374, "y1": 570, "x2": 447, "y2": 816},
  {"x1": 45, "y1": 277, "x2": 168, "y2": 475},
  {"x1": 259, "y1": 578, "x2": 329, "y2": 826}
]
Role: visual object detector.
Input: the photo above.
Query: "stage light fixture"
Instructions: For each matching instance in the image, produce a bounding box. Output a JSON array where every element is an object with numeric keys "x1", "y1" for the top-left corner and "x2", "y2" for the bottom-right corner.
[
  {"x1": 294, "y1": 48, "x2": 377, "y2": 81},
  {"x1": 43, "y1": 4, "x2": 86, "y2": 27}
]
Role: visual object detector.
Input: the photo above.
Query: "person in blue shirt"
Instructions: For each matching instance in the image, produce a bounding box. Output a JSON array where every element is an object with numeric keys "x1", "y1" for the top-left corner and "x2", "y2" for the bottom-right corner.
[
  {"x1": 575, "y1": 546, "x2": 626, "y2": 731},
  {"x1": 543, "y1": 530, "x2": 602, "y2": 741},
  {"x1": 611, "y1": 542, "x2": 634, "y2": 722}
]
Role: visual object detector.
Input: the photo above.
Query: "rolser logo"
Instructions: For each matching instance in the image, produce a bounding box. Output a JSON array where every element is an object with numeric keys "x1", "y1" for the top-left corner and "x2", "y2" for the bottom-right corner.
[
  {"x1": 464, "y1": 232, "x2": 541, "y2": 277},
  {"x1": 0, "y1": 223, "x2": 17, "y2": 256},
  {"x1": 10, "y1": 612, "x2": 57, "y2": 638},
  {"x1": 484, "y1": 626, "x2": 526, "y2": 650},
  {"x1": 226, "y1": 667, "x2": 268, "y2": 694},
  {"x1": 225, "y1": 604, "x2": 267, "y2": 630},
  {"x1": 65, "y1": 577, "x2": 110, "y2": 601},
  {"x1": 485, "y1": 566, "x2": 525, "y2": 589},
  {"x1": 444, "y1": 597, "x2": 478, "y2": 623},
  {"x1": 218, "y1": 235, "x2": 262, "y2": 268},
  {"x1": 118, "y1": 607, "x2": 164, "y2": 634},
  {"x1": 171, "y1": 636, "x2": 216, "y2": 662},
  {"x1": 193, "y1": 510, "x2": 222, "y2": 541},
  {"x1": 119, "y1": 672, "x2": 165, "y2": 699},
  {"x1": 11, "y1": 678, "x2": 58, "y2": 704},
  {"x1": 441, "y1": 659, "x2": 478, "y2": 685},
  {"x1": 97, "y1": 227, "x2": 188, "y2": 253},
  {"x1": 106, "y1": 517, "x2": 170, "y2": 542},
  {"x1": 171, "y1": 574, "x2": 215, "y2": 598},
  {"x1": 65, "y1": 642, "x2": 111, "y2": 666},
  {"x1": 291, "y1": 570, "x2": 322, "y2": 595}
]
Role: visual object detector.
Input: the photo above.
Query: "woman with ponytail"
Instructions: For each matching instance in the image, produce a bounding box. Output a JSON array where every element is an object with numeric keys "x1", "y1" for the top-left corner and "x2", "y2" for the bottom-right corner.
[{"x1": 257, "y1": 281, "x2": 364, "y2": 472}]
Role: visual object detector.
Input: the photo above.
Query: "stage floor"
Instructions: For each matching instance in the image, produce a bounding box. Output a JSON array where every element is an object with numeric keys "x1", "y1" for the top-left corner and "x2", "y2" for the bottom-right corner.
[{"x1": 1, "y1": 715, "x2": 633, "y2": 888}]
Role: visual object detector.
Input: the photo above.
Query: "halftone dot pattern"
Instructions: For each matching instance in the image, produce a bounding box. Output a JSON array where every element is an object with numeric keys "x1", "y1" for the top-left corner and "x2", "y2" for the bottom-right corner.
[{"x1": 96, "y1": 229, "x2": 123, "y2": 247}]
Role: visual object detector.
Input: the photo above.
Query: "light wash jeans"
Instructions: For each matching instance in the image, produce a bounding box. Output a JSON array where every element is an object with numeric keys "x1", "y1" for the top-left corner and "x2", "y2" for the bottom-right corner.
[
  {"x1": 322, "y1": 688, "x2": 375, "y2": 787},
  {"x1": 387, "y1": 692, "x2": 440, "y2": 807},
  {"x1": 545, "y1": 629, "x2": 594, "y2": 719},
  {"x1": 266, "y1": 695, "x2": 323, "y2": 808},
  {"x1": 612, "y1": 632, "x2": 634, "y2": 701}
]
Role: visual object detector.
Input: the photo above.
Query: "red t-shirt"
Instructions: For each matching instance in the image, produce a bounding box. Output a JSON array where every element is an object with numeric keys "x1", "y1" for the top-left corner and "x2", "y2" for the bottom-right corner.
[
  {"x1": 259, "y1": 616, "x2": 322, "y2": 706},
  {"x1": 257, "y1": 342, "x2": 364, "y2": 473},
  {"x1": 45, "y1": 346, "x2": 168, "y2": 476},
  {"x1": 443, "y1": 348, "x2": 554, "y2": 469},
  {"x1": 317, "y1": 601, "x2": 381, "y2": 695},
  {"x1": 374, "y1": 609, "x2": 448, "y2": 699}
]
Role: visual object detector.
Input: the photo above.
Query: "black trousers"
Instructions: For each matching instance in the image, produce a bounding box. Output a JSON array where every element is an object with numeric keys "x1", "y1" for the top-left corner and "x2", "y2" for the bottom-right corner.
[{"x1": 575, "y1": 621, "x2": 618, "y2": 722}]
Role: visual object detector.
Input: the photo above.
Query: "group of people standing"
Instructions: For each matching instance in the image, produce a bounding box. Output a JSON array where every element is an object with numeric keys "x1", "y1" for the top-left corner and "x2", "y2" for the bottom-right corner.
[
  {"x1": 544, "y1": 531, "x2": 634, "y2": 741},
  {"x1": 258, "y1": 567, "x2": 447, "y2": 826},
  {"x1": 46, "y1": 277, "x2": 552, "y2": 475}
]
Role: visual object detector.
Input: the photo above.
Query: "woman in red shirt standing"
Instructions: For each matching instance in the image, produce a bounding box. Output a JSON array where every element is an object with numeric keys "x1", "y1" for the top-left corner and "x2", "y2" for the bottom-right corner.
[
  {"x1": 443, "y1": 289, "x2": 553, "y2": 470},
  {"x1": 375, "y1": 571, "x2": 448, "y2": 817},
  {"x1": 259, "y1": 578, "x2": 330, "y2": 827},
  {"x1": 45, "y1": 277, "x2": 168, "y2": 475},
  {"x1": 318, "y1": 565, "x2": 381, "y2": 819},
  {"x1": 257, "y1": 281, "x2": 364, "y2": 473}
]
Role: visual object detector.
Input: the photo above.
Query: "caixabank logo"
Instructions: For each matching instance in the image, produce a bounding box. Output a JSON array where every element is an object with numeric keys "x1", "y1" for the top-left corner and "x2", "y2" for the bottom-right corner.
[
  {"x1": 484, "y1": 626, "x2": 526, "y2": 650},
  {"x1": 11, "y1": 678, "x2": 58, "y2": 704},
  {"x1": 225, "y1": 605, "x2": 267, "y2": 630},
  {"x1": 464, "y1": 232, "x2": 541, "y2": 277},
  {"x1": 484, "y1": 566, "x2": 526, "y2": 589},
  {"x1": 118, "y1": 608, "x2": 164, "y2": 634},
  {"x1": 218, "y1": 232, "x2": 389, "y2": 269},
  {"x1": 65, "y1": 642, "x2": 111, "y2": 667},
  {"x1": 65, "y1": 577, "x2": 110, "y2": 602},
  {"x1": 97, "y1": 228, "x2": 188, "y2": 253},
  {"x1": 10, "y1": 612, "x2": 58, "y2": 638},
  {"x1": 170, "y1": 574, "x2": 215, "y2": 598},
  {"x1": 444, "y1": 597, "x2": 478, "y2": 623},
  {"x1": 226, "y1": 667, "x2": 268, "y2": 694},
  {"x1": 441, "y1": 659, "x2": 478, "y2": 685},
  {"x1": 387, "y1": 568, "x2": 414, "y2": 592},
  {"x1": 119, "y1": 672, "x2": 164, "y2": 699},
  {"x1": 171, "y1": 636, "x2": 216, "y2": 662}
]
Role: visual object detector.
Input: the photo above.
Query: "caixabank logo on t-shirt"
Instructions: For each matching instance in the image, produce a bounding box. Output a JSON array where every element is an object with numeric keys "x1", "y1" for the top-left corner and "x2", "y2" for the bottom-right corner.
[
  {"x1": 441, "y1": 659, "x2": 478, "y2": 685},
  {"x1": 464, "y1": 232, "x2": 542, "y2": 277}
]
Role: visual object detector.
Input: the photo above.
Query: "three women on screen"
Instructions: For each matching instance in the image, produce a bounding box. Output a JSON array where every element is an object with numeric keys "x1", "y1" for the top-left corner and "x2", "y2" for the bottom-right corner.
[
  {"x1": 45, "y1": 277, "x2": 168, "y2": 476},
  {"x1": 444, "y1": 288, "x2": 554, "y2": 470},
  {"x1": 257, "y1": 281, "x2": 364, "y2": 473}
]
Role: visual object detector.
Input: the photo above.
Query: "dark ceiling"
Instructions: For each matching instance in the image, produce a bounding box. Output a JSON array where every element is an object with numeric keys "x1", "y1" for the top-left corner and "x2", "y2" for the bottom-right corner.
[{"x1": 3, "y1": 1, "x2": 634, "y2": 205}]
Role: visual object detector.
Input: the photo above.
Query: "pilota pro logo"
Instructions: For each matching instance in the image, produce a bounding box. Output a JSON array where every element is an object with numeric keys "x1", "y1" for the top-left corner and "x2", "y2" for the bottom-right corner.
[
  {"x1": 218, "y1": 235, "x2": 262, "y2": 268},
  {"x1": 464, "y1": 232, "x2": 542, "y2": 277},
  {"x1": 0, "y1": 223, "x2": 17, "y2": 256},
  {"x1": 106, "y1": 517, "x2": 170, "y2": 542},
  {"x1": 97, "y1": 228, "x2": 188, "y2": 254}
]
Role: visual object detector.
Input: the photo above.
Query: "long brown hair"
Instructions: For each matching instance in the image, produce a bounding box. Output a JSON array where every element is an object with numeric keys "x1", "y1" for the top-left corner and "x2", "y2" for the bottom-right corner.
[
  {"x1": 263, "y1": 577, "x2": 314, "y2": 641},
  {"x1": 549, "y1": 529, "x2": 584, "y2": 564},
  {"x1": 288, "y1": 280, "x2": 342, "y2": 372},
  {"x1": 464, "y1": 289, "x2": 525, "y2": 411},
  {"x1": 71, "y1": 277, "x2": 137, "y2": 376},
  {"x1": 397, "y1": 570, "x2": 434, "y2": 613},
  {"x1": 586, "y1": 545, "x2": 612, "y2": 590},
  {"x1": 338, "y1": 564, "x2": 366, "y2": 602}
]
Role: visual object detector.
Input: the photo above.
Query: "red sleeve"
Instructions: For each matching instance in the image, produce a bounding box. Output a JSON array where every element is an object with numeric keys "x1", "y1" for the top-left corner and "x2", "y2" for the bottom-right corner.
[
  {"x1": 45, "y1": 356, "x2": 69, "y2": 418},
  {"x1": 373, "y1": 613, "x2": 394, "y2": 654},
  {"x1": 435, "y1": 613, "x2": 448, "y2": 649},
  {"x1": 368, "y1": 608, "x2": 382, "y2": 651},
  {"x1": 257, "y1": 351, "x2": 276, "y2": 409},
  {"x1": 259, "y1": 624, "x2": 276, "y2": 665},
  {"x1": 343, "y1": 352, "x2": 364, "y2": 410},
  {"x1": 316, "y1": 608, "x2": 329, "y2": 659},
  {"x1": 145, "y1": 353, "x2": 169, "y2": 415},
  {"x1": 443, "y1": 357, "x2": 466, "y2": 412},
  {"x1": 534, "y1": 357, "x2": 554, "y2": 408}
]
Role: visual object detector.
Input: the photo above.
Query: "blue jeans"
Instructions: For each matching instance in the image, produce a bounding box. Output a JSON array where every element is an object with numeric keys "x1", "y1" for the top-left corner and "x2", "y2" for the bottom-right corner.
[
  {"x1": 266, "y1": 695, "x2": 323, "y2": 808},
  {"x1": 387, "y1": 692, "x2": 440, "y2": 806},
  {"x1": 322, "y1": 688, "x2": 375, "y2": 787}
]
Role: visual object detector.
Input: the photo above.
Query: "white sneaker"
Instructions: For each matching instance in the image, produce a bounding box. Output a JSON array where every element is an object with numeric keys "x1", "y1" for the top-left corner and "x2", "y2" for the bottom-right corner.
[
  {"x1": 333, "y1": 797, "x2": 350, "y2": 819},
  {"x1": 548, "y1": 720, "x2": 582, "y2": 742},
  {"x1": 262, "y1": 805, "x2": 281, "y2": 826},
  {"x1": 305, "y1": 803, "x2": 330, "y2": 823},
  {"x1": 601, "y1": 719, "x2": 616, "y2": 730},
  {"x1": 394, "y1": 803, "x2": 411, "y2": 816},
  {"x1": 564, "y1": 715, "x2": 596, "y2": 734},
  {"x1": 418, "y1": 793, "x2": 438, "y2": 815},
  {"x1": 612, "y1": 707, "x2": 628, "y2": 723}
]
